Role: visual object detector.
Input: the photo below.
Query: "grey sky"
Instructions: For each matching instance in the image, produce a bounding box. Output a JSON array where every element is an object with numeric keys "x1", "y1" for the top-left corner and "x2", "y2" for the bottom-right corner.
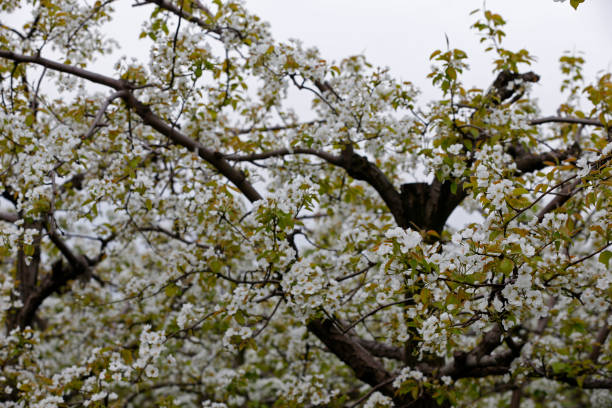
[
  {"x1": 245, "y1": 0, "x2": 612, "y2": 114},
  {"x1": 5, "y1": 0, "x2": 611, "y2": 227},
  {"x1": 7, "y1": 1, "x2": 611, "y2": 111},
  {"x1": 95, "y1": 1, "x2": 612, "y2": 115}
]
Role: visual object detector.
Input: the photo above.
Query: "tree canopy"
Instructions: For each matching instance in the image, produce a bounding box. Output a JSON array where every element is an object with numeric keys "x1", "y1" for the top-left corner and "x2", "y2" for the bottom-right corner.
[{"x1": 0, "y1": 1, "x2": 610, "y2": 407}]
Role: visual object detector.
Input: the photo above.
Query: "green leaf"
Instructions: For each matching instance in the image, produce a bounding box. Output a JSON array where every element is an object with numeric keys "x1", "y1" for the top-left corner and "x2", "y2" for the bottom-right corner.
[
  {"x1": 209, "y1": 259, "x2": 222, "y2": 273},
  {"x1": 165, "y1": 284, "x2": 180, "y2": 297},
  {"x1": 446, "y1": 66, "x2": 457, "y2": 81},
  {"x1": 120, "y1": 349, "x2": 133, "y2": 365},
  {"x1": 464, "y1": 138, "x2": 473, "y2": 150},
  {"x1": 551, "y1": 361, "x2": 568, "y2": 374},
  {"x1": 599, "y1": 112, "x2": 607, "y2": 127},
  {"x1": 512, "y1": 187, "x2": 529, "y2": 196},
  {"x1": 23, "y1": 244, "x2": 35, "y2": 257},
  {"x1": 499, "y1": 258, "x2": 514, "y2": 275},
  {"x1": 234, "y1": 310, "x2": 246, "y2": 325},
  {"x1": 599, "y1": 250, "x2": 612, "y2": 268},
  {"x1": 570, "y1": 0, "x2": 585, "y2": 9}
]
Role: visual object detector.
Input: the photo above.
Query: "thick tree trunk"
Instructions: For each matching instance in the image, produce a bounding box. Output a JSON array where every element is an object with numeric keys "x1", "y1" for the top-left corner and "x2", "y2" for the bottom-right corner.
[{"x1": 307, "y1": 318, "x2": 450, "y2": 407}]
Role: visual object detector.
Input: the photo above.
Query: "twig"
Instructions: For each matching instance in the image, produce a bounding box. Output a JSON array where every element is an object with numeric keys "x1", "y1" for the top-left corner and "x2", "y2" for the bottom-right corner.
[
  {"x1": 348, "y1": 377, "x2": 396, "y2": 408},
  {"x1": 342, "y1": 298, "x2": 414, "y2": 334}
]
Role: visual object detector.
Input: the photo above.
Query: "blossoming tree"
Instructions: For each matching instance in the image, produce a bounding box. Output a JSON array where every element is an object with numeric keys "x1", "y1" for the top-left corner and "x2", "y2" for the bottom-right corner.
[{"x1": 0, "y1": 0, "x2": 610, "y2": 407}]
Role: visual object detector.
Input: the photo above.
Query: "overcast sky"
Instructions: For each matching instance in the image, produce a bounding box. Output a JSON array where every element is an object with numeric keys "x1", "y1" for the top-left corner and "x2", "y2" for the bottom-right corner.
[
  {"x1": 96, "y1": 0, "x2": 611, "y2": 115},
  {"x1": 244, "y1": 0, "x2": 612, "y2": 114}
]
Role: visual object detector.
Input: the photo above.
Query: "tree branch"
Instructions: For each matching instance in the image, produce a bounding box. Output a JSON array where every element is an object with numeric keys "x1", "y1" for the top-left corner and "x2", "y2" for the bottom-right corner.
[
  {"x1": 0, "y1": 210, "x2": 18, "y2": 223},
  {"x1": 438, "y1": 323, "x2": 522, "y2": 379},
  {"x1": 342, "y1": 298, "x2": 414, "y2": 334},
  {"x1": 82, "y1": 90, "x2": 128, "y2": 141},
  {"x1": 536, "y1": 179, "x2": 581, "y2": 223},
  {"x1": 529, "y1": 116, "x2": 605, "y2": 127},
  {"x1": 0, "y1": 50, "x2": 123, "y2": 89},
  {"x1": 142, "y1": 0, "x2": 222, "y2": 35},
  {"x1": 223, "y1": 147, "x2": 341, "y2": 164},
  {"x1": 401, "y1": 179, "x2": 467, "y2": 233},
  {"x1": 9, "y1": 217, "x2": 104, "y2": 330},
  {"x1": 508, "y1": 143, "x2": 581, "y2": 174},
  {"x1": 226, "y1": 145, "x2": 468, "y2": 233},
  {"x1": 488, "y1": 71, "x2": 540, "y2": 105},
  {"x1": 0, "y1": 50, "x2": 263, "y2": 202},
  {"x1": 530, "y1": 367, "x2": 612, "y2": 389},
  {"x1": 307, "y1": 318, "x2": 394, "y2": 393},
  {"x1": 354, "y1": 337, "x2": 405, "y2": 361},
  {"x1": 120, "y1": 92, "x2": 262, "y2": 202},
  {"x1": 588, "y1": 320, "x2": 610, "y2": 364},
  {"x1": 307, "y1": 318, "x2": 445, "y2": 407},
  {"x1": 7, "y1": 220, "x2": 42, "y2": 330},
  {"x1": 231, "y1": 120, "x2": 323, "y2": 135},
  {"x1": 226, "y1": 145, "x2": 410, "y2": 227}
]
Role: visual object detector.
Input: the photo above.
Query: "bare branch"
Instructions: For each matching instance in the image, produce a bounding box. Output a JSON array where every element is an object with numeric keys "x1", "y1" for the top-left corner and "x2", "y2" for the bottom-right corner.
[
  {"x1": 121, "y1": 92, "x2": 263, "y2": 202},
  {"x1": 347, "y1": 378, "x2": 396, "y2": 408},
  {"x1": 231, "y1": 120, "x2": 323, "y2": 135},
  {"x1": 509, "y1": 143, "x2": 581, "y2": 174},
  {"x1": 536, "y1": 179, "x2": 581, "y2": 223},
  {"x1": 529, "y1": 116, "x2": 605, "y2": 127},
  {"x1": 308, "y1": 318, "x2": 444, "y2": 406},
  {"x1": 353, "y1": 338, "x2": 405, "y2": 361},
  {"x1": 342, "y1": 298, "x2": 414, "y2": 334},
  {"x1": 510, "y1": 386, "x2": 522, "y2": 408},
  {"x1": 588, "y1": 320, "x2": 610, "y2": 363},
  {"x1": 46, "y1": 220, "x2": 89, "y2": 273},
  {"x1": 142, "y1": 0, "x2": 222, "y2": 35},
  {"x1": 438, "y1": 323, "x2": 522, "y2": 379},
  {"x1": 566, "y1": 242, "x2": 612, "y2": 269},
  {"x1": 223, "y1": 147, "x2": 341, "y2": 164},
  {"x1": 138, "y1": 225, "x2": 210, "y2": 249},
  {"x1": 81, "y1": 90, "x2": 128, "y2": 142},
  {"x1": 0, "y1": 50, "x2": 124, "y2": 89},
  {"x1": 307, "y1": 318, "x2": 394, "y2": 391},
  {"x1": 530, "y1": 366, "x2": 612, "y2": 389},
  {"x1": 0, "y1": 210, "x2": 18, "y2": 223},
  {"x1": 0, "y1": 51, "x2": 263, "y2": 202}
]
